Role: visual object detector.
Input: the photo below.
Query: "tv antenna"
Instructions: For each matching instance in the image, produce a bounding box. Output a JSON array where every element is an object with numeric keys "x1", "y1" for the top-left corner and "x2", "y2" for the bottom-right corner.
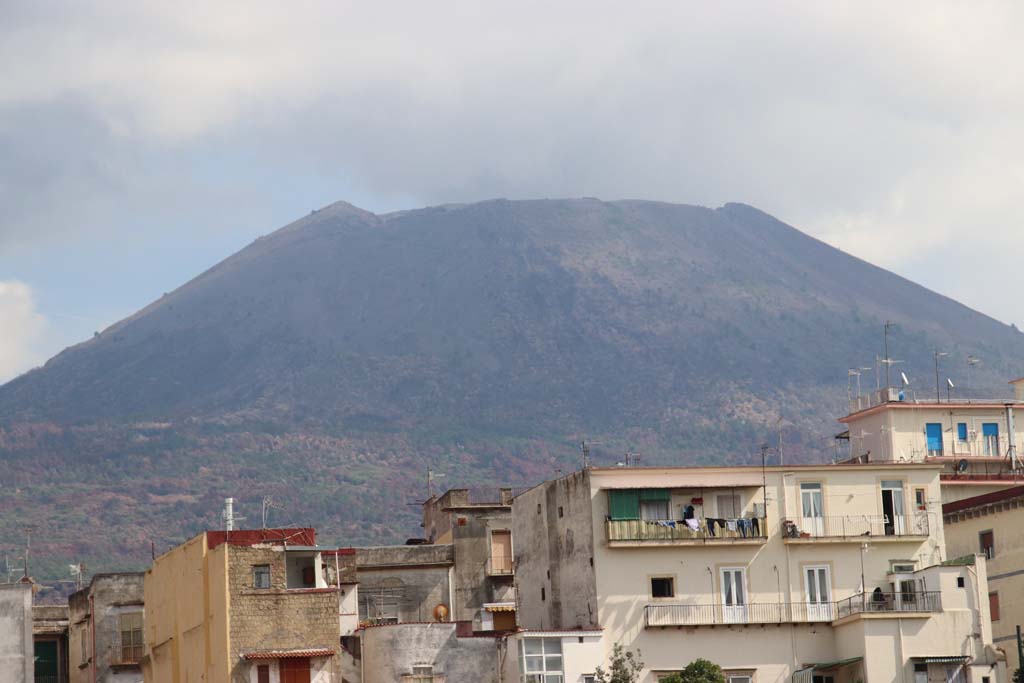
[
  {"x1": 933, "y1": 351, "x2": 948, "y2": 402},
  {"x1": 966, "y1": 356, "x2": 981, "y2": 398},
  {"x1": 261, "y1": 497, "x2": 284, "y2": 529},
  {"x1": 427, "y1": 469, "x2": 446, "y2": 498}
]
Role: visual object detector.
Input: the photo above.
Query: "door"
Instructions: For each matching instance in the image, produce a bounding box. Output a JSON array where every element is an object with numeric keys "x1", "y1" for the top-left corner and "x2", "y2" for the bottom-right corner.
[
  {"x1": 805, "y1": 565, "x2": 833, "y2": 621},
  {"x1": 983, "y1": 423, "x2": 999, "y2": 456},
  {"x1": 800, "y1": 483, "x2": 824, "y2": 536},
  {"x1": 925, "y1": 423, "x2": 943, "y2": 456},
  {"x1": 490, "y1": 529, "x2": 512, "y2": 574},
  {"x1": 281, "y1": 657, "x2": 311, "y2": 683},
  {"x1": 720, "y1": 568, "x2": 748, "y2": 623},
  {"x1": 881, "y1": 481, "x2": 906, "y2": 535}
]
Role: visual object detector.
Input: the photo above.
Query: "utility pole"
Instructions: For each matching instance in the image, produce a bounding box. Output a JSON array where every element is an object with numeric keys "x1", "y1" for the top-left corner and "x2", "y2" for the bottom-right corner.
[{"x1": 581, "y1": 441, "x2": 590, "y2": 469}]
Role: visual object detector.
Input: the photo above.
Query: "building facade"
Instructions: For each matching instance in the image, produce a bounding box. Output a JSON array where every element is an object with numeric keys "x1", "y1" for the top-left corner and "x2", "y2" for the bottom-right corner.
[
  {"x1": 513, "y1": 465, "x2": 1005, "y2": 683},
  {"x1": 840, "y1": 378, "x2": 1024, "y2": 504},
  {"x1": 944, "y1": 486, "x2": 1024, "y2": 676},
  {"x1": 142, "y1": 528, "x2": 358, "y2": 683},
  {"x1": 33, "y1": 603, "x2": 69, "y2": 683},
  {"x1": 68, "y1": 572, "x2": 145, "y2": 683}
]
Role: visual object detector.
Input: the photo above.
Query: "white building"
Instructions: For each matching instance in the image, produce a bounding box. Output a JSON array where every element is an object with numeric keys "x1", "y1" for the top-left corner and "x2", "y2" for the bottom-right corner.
[{"x1": 512, "y1": 464, "x2": 1005, "y2": 683}]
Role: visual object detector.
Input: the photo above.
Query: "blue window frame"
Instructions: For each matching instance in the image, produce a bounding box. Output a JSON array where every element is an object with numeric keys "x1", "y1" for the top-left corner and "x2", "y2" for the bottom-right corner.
[
  {"x1": 926, "y1": 423, "x2": 943, "y2": 454},
  {"x1": 957, "y1": 423, "x2": 968, "y2": 441}
]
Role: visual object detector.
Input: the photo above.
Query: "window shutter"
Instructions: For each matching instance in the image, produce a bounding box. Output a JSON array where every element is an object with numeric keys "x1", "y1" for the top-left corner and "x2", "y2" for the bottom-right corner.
[
  {"x1": 608, "y1": 490, "x2": 640, "y2": 520},
  {"x1": 638, "y1": 488, "x2": 671, "y2": 502}
]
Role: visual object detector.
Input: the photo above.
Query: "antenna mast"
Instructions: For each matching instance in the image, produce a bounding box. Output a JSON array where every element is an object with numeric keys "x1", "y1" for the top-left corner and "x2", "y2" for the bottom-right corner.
[
  {"x1": 223, "y1": 498, "x2": 245, "y2": 532},
  {"x1": 883, "y1": 321, "x2": 892, "y2": 388}
]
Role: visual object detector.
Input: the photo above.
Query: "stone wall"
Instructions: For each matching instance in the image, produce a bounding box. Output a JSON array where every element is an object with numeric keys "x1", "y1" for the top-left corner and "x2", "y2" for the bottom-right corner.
[
  {"x1": 451, "y1": 507, "x2": 514, "y2": 624},
  {"x1": 0, "y1": 584, "x2": 32, "y2": 683},
  {"x1": 227, "y1": 546, "x2": 340, "y2": 683}
]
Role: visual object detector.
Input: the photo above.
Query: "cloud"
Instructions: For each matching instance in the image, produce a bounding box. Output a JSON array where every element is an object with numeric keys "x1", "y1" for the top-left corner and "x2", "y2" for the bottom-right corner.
[
  {"x1": 0, "y1": 282, "x2": 48, "y2": 383},
  {"x1": 1, "y1": 2, "x2": 1024, "y2": 327}
]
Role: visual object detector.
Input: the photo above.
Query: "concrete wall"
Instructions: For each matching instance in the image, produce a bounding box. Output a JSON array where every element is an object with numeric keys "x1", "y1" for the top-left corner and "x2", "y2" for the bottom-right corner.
[
  {"x1": 512, "y1": 631, "x2": 604, "y2": 683},
  {"x1": 450, "y1": 506, "x2": 514, "y2": 623},
  {"x1": 361, "y1": 622, "x2": 506, "y2": 682},
  {"x1": 355, "y1": 545, "x2": 453, "y2": 624},
  {"x1": 513, "y1": 470, "x2": 599, "y2": 631},
  {"x1": 0, "y1": 583, "x2": 32, "y2": 683},
  {"x1": 69, "y1": 573, "x2": 145, "y2": 683},
  {"x1": 945, "y1": 500, "x2": 1024, "y2": 674}
]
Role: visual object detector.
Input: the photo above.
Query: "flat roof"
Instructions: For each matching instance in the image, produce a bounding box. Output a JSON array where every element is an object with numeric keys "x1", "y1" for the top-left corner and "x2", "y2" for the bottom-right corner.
[
  {"x1": 942, "y1": 485, "x2": 1024, "y2": 515},
  {"x1": 841, "y1": 401, "x2": 1021, "y2": 422}
]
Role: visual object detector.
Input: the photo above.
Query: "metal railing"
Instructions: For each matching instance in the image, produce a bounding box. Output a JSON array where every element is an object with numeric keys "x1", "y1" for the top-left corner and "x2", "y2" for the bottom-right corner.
[
  {"x1": 644, "y1": 602, "x2": 836, "y2": 627},
  {"x1": 849, "y1": 387, "x2": 1024, "y2": 414},
  {"x1": 835, "y1": 591, "x2": 941, "y2": 618},
  {"x1": 645, "y1": 592, "x2": 941, "y2": 627},
  {"x1": 606, "y1": 517, "x2": 767, "y2": 543},
  {"x1": 782, "y1": 513, "x2": 928, "y2": 539},
  {"x1": 486, "y1": 555, "x2": 514, "y2": 575}
]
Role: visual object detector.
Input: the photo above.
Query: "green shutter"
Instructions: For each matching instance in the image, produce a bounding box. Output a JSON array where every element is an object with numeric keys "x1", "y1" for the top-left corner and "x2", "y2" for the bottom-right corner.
[
  {"x1": 638, "y1": 488, "x2": 671, "y2": 502},
  {"x1": 608, "y1": 490, "x2": 640, "y2": 520}
]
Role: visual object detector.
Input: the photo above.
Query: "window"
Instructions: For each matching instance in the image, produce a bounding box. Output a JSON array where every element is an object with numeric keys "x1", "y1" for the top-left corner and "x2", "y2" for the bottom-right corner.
[
  {"x1": 726, "y1": 675, "x2": 754, "y2": 683},
  {"x1": 925, "y1": 423, "x2": 943, "y2": 455},
  {"x1": 608, "y1": 490, "x2": 640, "y2": 520},
  {"x1": 490, "y1": 529, "x2": 513, "y2": 574},
  {"x1": 982, "y1": 423, "x2": 999, "y2": 455},
  {"x1": 584, "y1": 677, "x2": 596, "y2": 683},
  {"x1": 519, "y1": 637, "x2": 563, "y2": 683},
  {"x1": 80, "y1": 628, "x2": 88, "y2": 665},
  {"x1": 717, "y1": 493, "x2": 741, "y2": 518},
  {"x1": 980, "y1": 530, "x2": 995, "y2": 559},
  {"x1": 641, "y1": 489, "x2": 671, "y2": 521},
  {"x1": 651, "y1": 577, "x2": 675, "y2": 599},
  {"x1": 253, "y1": 564, "x2": 271, "y2": 589},
  {"x1": 408, "y1": 664, "x2": 435, "y2": 683},
  {"x1": 557, "y1": 506, "x2": 564, "y2": 518},
  {"x1": 541, "y1": 587, "x2": 545, "y2": 602},
  {"x1": 990, "y1": 592, "x2": 1000, "y2": 621},
  {"x1": 257, "y1": 665, "x2": 270, "y2": 683},
  {"x1": 957, "y1": 422, "x2": 968, "y2": 443},
  {"x1": 914, "y1": 488, "x2": 926, "y2": 511},
  {"x1": 119, "y1": 612, "x2": 144, "y2": 663},
  {"x1": 957, "y1": 577, "x2": 965, "y2": 588}
]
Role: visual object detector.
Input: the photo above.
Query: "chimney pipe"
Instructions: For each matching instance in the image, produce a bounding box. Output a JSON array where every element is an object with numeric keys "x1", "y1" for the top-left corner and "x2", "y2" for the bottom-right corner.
[{"x1": 1006, "y1": 405, "x2": 1019, "y2": 470}]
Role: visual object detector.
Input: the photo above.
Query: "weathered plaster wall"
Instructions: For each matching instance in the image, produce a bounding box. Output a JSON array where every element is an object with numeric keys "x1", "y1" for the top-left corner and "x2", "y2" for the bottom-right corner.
[
  {"x1": 362, "y1": 623, "x2": 506, "y2": 683},
  {"x1": 451, "y1": 506, "x2": 514, "y2": 622},
  {"x1": 512, "y1": 470, "x2": 598, "y2": 631},
  {"x1": 69, "y1": 573, "x2": 145, "y2": 683},
  {"x1": 0, "y1": 583, "x2": 32, "y2": 683},
  {"x1": 355, "y1": 545, "x2": 453, "y2": 624}
]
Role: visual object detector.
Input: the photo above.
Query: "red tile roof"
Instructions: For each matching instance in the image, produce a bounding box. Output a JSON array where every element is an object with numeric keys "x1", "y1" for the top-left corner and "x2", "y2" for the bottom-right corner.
[
  {"x1": 207, "y1": 528, "x2": 316, "y2": 550},
  {"x1": 942, "y1": 485, "x2": 1024, "y2": 515},
  {"x1": 242, "y1": 648, "x2": 334, "y2": 660}
]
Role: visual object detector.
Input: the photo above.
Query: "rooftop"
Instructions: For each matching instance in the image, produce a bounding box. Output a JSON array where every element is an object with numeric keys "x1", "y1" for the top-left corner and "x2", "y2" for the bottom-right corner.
[
  {"x1": 942, "y1": 485, "x2": 1024, "y2": 515},
  {"x1": 206, "y1": 527, "x2": 317, "y2": 550}
]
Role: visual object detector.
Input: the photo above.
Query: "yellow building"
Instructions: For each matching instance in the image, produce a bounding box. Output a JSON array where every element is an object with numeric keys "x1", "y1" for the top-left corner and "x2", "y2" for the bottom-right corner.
[
  {"x1": 142, "y1": 528, "x2": 359, "y2": 683},
  {"x1": 943, "y1": 486, "x2": 1024, "y2": 677},
  {"x1": 513, "y1": 463, "x2": 1007, "y2": 683}
]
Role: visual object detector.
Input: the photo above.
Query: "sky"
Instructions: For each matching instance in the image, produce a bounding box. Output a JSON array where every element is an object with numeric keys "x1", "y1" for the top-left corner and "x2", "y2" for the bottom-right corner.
[{"x1": 2, "y1": 2, "x2": 1024, "y2": 383}]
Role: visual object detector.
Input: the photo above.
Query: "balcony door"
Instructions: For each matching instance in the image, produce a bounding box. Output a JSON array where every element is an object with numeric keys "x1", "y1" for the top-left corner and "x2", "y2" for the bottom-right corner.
[
  {"x1": 800, "y1": 483, "x2": 824, "y2": 536},
  {"x1": 804, "y1": 565, "x2": 833, "y2": 621},
  {"x1": 881, "y1": 481, "x2": 906, "y2": 536},
  {"x1": 490, "y1": 529, "x2": 512, "y2": 574},
  {"x1": 720, "y1": 567, "x2": 748, "y2": 624},
  {"x1": 280, "y1": 658, "x2": 311, "y2": 683}
]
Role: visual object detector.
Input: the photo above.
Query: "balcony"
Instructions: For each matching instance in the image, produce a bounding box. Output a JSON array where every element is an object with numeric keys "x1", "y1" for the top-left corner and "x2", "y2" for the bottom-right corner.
[
  {"x1": 781, "y1": 513, "x2": 929, "y2": 542},
  {"x1": 834, "y1": 591, "x2": 941, "y2": 619},
  {"x1": 606, "y1": 518, "x2": 766, "y2": 547},
  {"x1": 486, "y1": 555, "x2": 514, "y2": 576},
  {"x1": 644, "y1": 591, "x2": 942, "y2": 628}
]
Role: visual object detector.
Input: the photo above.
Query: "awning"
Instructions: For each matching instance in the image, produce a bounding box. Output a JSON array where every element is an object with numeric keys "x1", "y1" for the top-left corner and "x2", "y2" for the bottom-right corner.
[
  {"x1": 912, "y1": 656, "x2": 970, "y2": 664},
  {"x1": 812, "y1": 657, "x2": 863, "y2": 671},
  {"x1": 242, "y1": 648, "x2": 334, "y2": 660},
  {"x1": 484, "y1": 603, "x2": 516, "y2": 613}
]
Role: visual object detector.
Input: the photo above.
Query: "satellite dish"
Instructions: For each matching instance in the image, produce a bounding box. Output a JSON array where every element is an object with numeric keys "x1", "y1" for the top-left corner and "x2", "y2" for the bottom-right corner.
[
  {"x1": 947, "y1": 378, "x2": 955, "y2": 389},
  {"x1": 900, "y1": 372, "x2": 910, "y2": 386},
  {"x1": 433, "y1": 604, "x2": 449, "y2": 622},
  {"x1": 956, "y1": 459, "x2": 969, "y2": 474}
]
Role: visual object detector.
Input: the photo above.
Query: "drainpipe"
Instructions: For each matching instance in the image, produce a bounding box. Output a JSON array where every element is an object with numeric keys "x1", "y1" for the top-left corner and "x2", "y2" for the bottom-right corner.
[
  {"x1": 90, "y1": 594, "x2": 97, "y2": 683},
  {"x1": 1006, "y1": 405, "x2": 1019, "y2": 469}
]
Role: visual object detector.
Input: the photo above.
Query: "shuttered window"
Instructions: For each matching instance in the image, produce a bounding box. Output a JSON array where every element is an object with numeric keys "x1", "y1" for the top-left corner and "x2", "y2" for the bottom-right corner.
[{"x1": 608, "y1": 490, "x2": 640, "y2": 520}]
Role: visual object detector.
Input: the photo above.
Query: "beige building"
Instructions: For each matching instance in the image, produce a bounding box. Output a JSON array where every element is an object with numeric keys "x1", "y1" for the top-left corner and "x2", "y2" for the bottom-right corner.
[
  {"x1": 943, "y1": 486, "x2": 1024, "y2": 677},
  {"x1": 513, "y1": 464, "x2": 1005, "y2": 683},
  {"x1": 840, "y1": 378, "x2": 1024, "y2": 504},
  {"x1": 68, "y1": 572, "x2": 145, "y2": 683},
  {"x1": 141, "y1": 528, "x2": 359, "y2": 683}
]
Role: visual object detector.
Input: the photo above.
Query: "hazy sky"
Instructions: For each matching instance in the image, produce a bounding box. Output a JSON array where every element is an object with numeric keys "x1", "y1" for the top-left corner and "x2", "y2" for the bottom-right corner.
[{"x1": 2, "y1": 2, "x2": 1023, "y2": 383}]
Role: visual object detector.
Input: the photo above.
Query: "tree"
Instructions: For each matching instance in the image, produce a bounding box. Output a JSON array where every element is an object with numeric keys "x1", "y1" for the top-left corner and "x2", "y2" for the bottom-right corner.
[
  {"x1": 665, "y1": 659, "x2": 726, "y2": 683},
  {"x1": 1012, "y1": 666, "x2": 1021, "y2": 683},
  {"x1": 593, "y1": 644, "x2": 644, "y2": 683}
]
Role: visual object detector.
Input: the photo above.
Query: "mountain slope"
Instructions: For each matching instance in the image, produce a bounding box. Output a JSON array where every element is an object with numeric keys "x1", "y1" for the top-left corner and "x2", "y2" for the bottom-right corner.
[{"x1": 2, "y1": 198, "x2": 1022, "y2": 586}]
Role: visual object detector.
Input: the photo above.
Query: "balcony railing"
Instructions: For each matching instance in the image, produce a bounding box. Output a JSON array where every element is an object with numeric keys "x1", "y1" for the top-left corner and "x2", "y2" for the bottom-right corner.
[
  {"x1": 606, "y1": 517, "x2": 767, "y2": 543},
  {"x1": 782, "y1": 513, "x2": 929, "y2": 540},
  {"x1": 835, "y1": 591, "x2": 941, "y2": 618},
  {"x1": 645, "y1": 591, "x2": 942, "y2": 627},
  {"x1": 486, "y1": 556, "x2": 513, "y2": 576}
]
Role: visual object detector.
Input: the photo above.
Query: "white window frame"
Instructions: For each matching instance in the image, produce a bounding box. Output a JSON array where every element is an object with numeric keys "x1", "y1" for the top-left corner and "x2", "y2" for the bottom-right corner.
[{"x1": 519, "y1": 637, "x2": 564, "y2": 683}]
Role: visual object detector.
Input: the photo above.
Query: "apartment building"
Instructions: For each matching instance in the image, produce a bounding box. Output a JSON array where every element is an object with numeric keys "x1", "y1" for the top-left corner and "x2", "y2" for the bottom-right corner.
[
  {"x1": 33, "y1": 604, "x2": 69, "y2": 683},
  {"x1": 513, "y1": 464, "x2": 1005, "y2": 683},
  {"x1": 68, "y1": 572, "x2": 144, "y2": 683},
  {"x1": 840, "y1": 378, "x2": 1024, "y2": 503},
  {"x1": 141, "y1": 528, "x2": 359, "y2": 683},
  {"x1": 943, "y1": 486, "x2": 1024, "y2": 676}
]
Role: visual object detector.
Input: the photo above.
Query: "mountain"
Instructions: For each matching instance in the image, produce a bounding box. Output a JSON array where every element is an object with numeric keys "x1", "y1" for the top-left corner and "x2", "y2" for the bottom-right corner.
[{"x1": 2, "y1": 198, "x2": 1023, "y2": 587}]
